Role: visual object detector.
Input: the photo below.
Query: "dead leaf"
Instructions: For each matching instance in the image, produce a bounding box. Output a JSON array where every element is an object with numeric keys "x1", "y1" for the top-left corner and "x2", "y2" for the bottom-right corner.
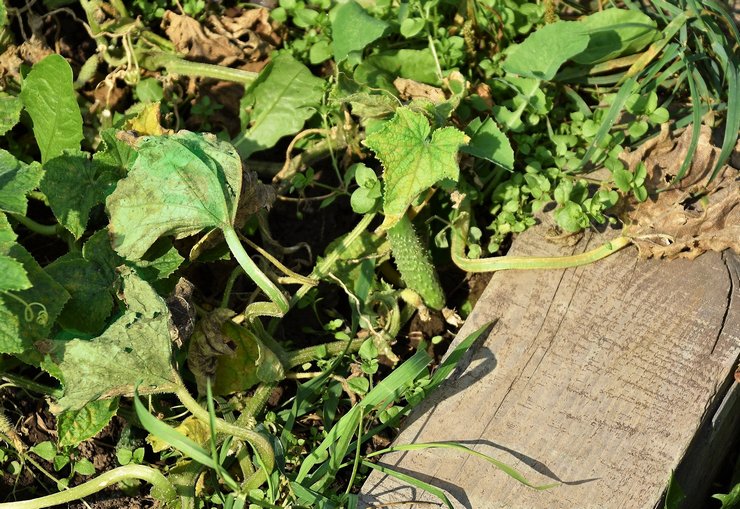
[
  {"x1": 0, "y1": 37, "x2": 53, "y2": 81},
  {"x1": 166, "y1": 278, "x2": 196, "y2": 348},
  {"x1": 394, "y1": 77, "x2": 446, "y2": 103},
  {"x1": 619, "y1": 125, "x2": 739, "y2": 259},
  {"x1": 162, "y1": 8, "x2": 276, "y2": 71}
]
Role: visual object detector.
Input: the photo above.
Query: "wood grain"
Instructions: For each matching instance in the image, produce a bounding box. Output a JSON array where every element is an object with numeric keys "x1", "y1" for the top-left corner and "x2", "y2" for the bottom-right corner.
[{"x1": 360, "y1": 224, "x2": 739, "y2": 509}]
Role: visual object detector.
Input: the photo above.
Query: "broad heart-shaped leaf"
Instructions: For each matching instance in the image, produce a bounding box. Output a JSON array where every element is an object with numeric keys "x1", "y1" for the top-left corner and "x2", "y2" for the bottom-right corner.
[
  {"x1": 45, "y1": 253, "x2": 114, "y2": 335},
  {"x1": 106, "y1": 131, "x2": 242, "y2": 260},
  {"x1": 41, "y1": 150, "x2": 120, "y2": 239},
  {"x1": 20, "y1": 54, "x2": 83, "y2": 163},
  {"x1": 57, "y1": 398, "x2": 119, "y2": 448},
  {"x1": 364, "y1": 107, "x2": 467, "y2": 228},
  {"x1": 50, "y1": 267, "x2": 180, "y2": 413},
  {"x1": 0, "y1": 214, "x2": 30, "y2": 293},
  {"x1": 93, "y1": 129, "x2": 138, "y2": 173},
  {"x1": 0, "y1": 244, "x2": 70, "y2": 355},
  {"x1": 462, "y1": 117, "x2": 515, "y2": 170},
  {"x1": 233, "y1": 53, "x2": 324, "y2": 159},
  {"x1": 0, "y1": 149, "x2": 43, "y2": 215},
  {"x1": 572, "y1": 9, "x2": 658, "y2": 65},
  {"x1": 332, "y1": 1, "x2": 389, "y2": 62},
  {"x1": 0, "y1": 93, "x2": 22, "y2": 136},
  {"x1": 503, "y1": 21, "x2": 589, "y2": 81}
]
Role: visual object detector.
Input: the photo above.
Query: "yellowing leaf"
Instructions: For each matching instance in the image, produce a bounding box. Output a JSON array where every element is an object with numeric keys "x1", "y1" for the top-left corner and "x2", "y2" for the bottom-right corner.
[
  {"x1": 125, "y1": 102, "x2": 168, "y2": 136},
  {"x1": 364, "y1": 107, "x2": 467, "y2": 228}
]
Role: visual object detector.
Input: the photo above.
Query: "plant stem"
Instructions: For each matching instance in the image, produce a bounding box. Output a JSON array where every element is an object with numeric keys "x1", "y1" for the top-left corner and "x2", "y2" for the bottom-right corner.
[
  {"x1": 222, "y1": 226, "x2": 289, "y2": 317},
  {"x1": 173, "y1": 386, "x2": 275, "y2": 483},
  {"x1": 0, "y1": 372, "x2": 63, "y2": 398},
  {"x1": 0, "y1": 464, "x2": 178, "y2": 509},
  {"x1": 10, "y1": 214, "x2": 62, "y2": 237},
  {"x1": 139, "y1": 52, "x2": 258, "y2": 85},
  {"x1": 238, "y1": 383, "x2": 274, "y2": 424}
]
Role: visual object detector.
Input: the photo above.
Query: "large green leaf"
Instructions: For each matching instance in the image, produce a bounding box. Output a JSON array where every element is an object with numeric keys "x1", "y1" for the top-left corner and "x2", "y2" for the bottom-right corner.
[
  {"x1": 41, "y1": 151, "x2": 119, "y2": 239},
  {"x1": 462, "y1": 117, "x2": 514, "y2": 170},
  {"x1": 106, "y1": 131, "x2": 242, "y2": 260},
  {"x1": 573, "y1": 9, "x2": 658, "y2": 65},
  {"x1": 50, "y1": 267, "x2": 180, "y2": 412},
  {"x1": 503, "y1": 21, "x2": 590, "y2": 80},
  {"x1": 0, "y1": 214, "x2": 30, "y2": 293},
  {"x1": 0, "y1": 149, "x2": 43, "y2": 215},
  {"x1": 355, "y1": 49, "x2": 440, "y2": 91},
  {"x1": 20, "y1": 54, "x2": 83, "y2": 163},
  {"x1": 364, "y1": 107, "x2": 467, "y2": 228},
  {"x1": 45, "y1": 253, "x2": 114, "y2": 335},
  {"x1": 233, "y1": 54, "x2": 324, "y2": 159},
  {"x1": 0, "y1": 93, "x2": 22, "y2": 135},
  {"x1": 332, "y1": 1, "x2": 388, "y2": 62}
]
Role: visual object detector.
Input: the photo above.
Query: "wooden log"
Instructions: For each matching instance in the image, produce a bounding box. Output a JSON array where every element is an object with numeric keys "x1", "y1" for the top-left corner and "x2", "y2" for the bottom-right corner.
[{"x1": 360, "y1": 223, "x2": 740, "y2": 509}]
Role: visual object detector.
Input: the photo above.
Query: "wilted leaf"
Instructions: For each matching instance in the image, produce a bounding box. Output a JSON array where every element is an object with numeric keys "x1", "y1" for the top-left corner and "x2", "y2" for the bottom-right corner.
[
  {"x1": 41, "y1": 150, "x2": 119, "y2": 239},
  {"x1": 57, "y1": 398, "x2": 119, "y2": 448},
  {"x1": 50, "y1": 267, "x2": 180, "y2": 412},
  {"x1": 364, "y1": 107, "x2": 467, "y2": 228},
  {"x1": 148, "y1": 416, "x2": 210, "y2": 453},
  {"x1": 503, "y1": 21, "x2": 589, "y2": 81},
  {"x1": 0, "y1": 149, "x2": 43, "y2": 215},
  {"x1": 332, "y1": 1, "x2": 388, "y2": 62},
  {"x1": 234, "y1": 54, "x2": 324, "y2": 158},
  {"x1": 20, "y1": 54, "x2": 83, "y2": 162},
  {"x1": 106, "y1": 131, "x2": 242, "y2": 260},
  {"x1": 620, "y1": 125, "x2": 740, "y2": 258}
]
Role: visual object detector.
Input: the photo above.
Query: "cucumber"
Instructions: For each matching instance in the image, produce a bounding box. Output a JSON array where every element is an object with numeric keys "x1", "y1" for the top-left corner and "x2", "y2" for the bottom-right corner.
[{"x1": 387, "y1": 214, "x2": 445, "y2": 310}]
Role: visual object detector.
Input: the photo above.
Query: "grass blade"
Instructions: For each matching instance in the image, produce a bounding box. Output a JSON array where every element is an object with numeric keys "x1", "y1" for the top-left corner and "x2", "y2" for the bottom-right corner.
[
  {"x1": 711, "y1": 63, "x2": 739, "y2": 180},
  {"x1": 361, "y1": 460, "x2": 453, "y2": 508}
]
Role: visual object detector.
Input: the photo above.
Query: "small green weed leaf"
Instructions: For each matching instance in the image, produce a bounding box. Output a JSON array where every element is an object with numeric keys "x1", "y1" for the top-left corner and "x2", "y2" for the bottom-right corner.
[
  {"x1": 106, "y1": 131, "x2": 242, "y2": 260},
  {"x1": 57, "y1": 398, "x2": 119, "y2": 448},
  {"x1": 573, "y1": 9, "x2": 658, "y2": 65},
  {"x1": 664, "y1": 472, "x2": 685, "y2": 509},
  {"x1": 30, "y1": 440, "x2": 57, "y2": 462},
  {"x1": 20, "y1": 54, "x2": 83, "y2": 163},
  {"x1": 74, "y1": 458, "x2": 96, "y2": 476},
  {"x1": 462, "y1": 117, "x2": 514, "y2": 170},
  {"x1": 503, "y1": 21, "x2": 589, "y2": 80},
  {"x1": 0, "y1": 244, "x2": 69, "y2": 355},
  {"x1": 400, "y1": 18, "x2": 426, "y2": 38},
  {"x1": 364, "y1": 107, "x2": 467, "y2": 228},
  {"x1": 41, "y1": 151, "x2": 119, "y2": 239},
  {"x1": 612, "y1": 167, "x2": 633, "y2": 192},
  {"x1": 0, "y1": 93, "x2": 22, "y2": 135},
  {"x1": 332, "y1": 1, "x2": 388, "y2": 62},
  {"x1": 350, "y1": 163, "x2": 382, "y2": 214},
  {"x1": 555, "y1": 201, "x2": 587, "y2": 232},
  {"x1": 50, "y1": 266, "x2": 180, "y2": 412},
  {"x1": 0, "y1": 150, "x2": 43, "y2": 215},
  {"x1": 355, "y1": 49, "x2": 440, "y2": 91},
  {"x1": 234, "y1": 54, "x2": 324, "y2": 158},
  {"x1": 45, "y1": 253, "x2": 114, "y2": 334}
]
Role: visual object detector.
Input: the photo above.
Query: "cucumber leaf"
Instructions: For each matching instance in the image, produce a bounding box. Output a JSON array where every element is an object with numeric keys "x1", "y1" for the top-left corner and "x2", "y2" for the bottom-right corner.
[
  {"x1": 234, "y1": 54, "x2": 324, "y2": 159},
  {"x1": 20, "y1": 54, "x2": 83, "y2": 163},
  {"x1": 50, "y1": 267, "x2": 179, "y2": 412},
  {"x1": 462, "y1": 117, "x2": 514, "y2": 170},
  {"x1": 41, "y1": 150, "x2": 120, "y2": 239},
  {"x1": 57, "y1": 398, "x2": 119, "y2": 448},
  {"x1": 0, "y1": 93, "x2": 22, "y2": 136},
  {"x1": 0, "y1": 149, "x2": 43, "y2": 216},
  {"x1": 364, "y1": 107, "x2": 467, "y2": 229},
  {"x1": 106, "y1": 131, "x2": 242, "y2": 260}
]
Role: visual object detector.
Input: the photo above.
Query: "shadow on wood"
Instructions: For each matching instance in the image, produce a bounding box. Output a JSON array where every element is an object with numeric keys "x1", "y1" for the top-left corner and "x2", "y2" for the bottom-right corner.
[{"x1": 360, "y1": 223, "x2": 740, "y2": 509}]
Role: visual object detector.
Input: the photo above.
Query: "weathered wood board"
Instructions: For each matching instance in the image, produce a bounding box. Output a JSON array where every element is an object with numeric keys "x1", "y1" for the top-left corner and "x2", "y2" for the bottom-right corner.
[{"x1": 360, "y1": 223, "x2": 740, "y2": 509}]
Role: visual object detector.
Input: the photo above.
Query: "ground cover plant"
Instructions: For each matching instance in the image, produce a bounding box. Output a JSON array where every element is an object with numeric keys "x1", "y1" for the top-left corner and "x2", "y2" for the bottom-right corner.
[{"x1": 0, "y1": 0, "x2": 738, "y2": 507}]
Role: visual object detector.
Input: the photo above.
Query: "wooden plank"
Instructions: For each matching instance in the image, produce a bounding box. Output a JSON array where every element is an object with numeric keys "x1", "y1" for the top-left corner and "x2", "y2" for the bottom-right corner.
[{"x1": 360, "y1": 224, "x2": 740, "y2": 509}]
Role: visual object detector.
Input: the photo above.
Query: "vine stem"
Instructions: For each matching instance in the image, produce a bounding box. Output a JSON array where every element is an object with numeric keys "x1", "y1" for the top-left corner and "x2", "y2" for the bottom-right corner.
[
  {"x1": 173, "y1": 385, "x2": 275, "y2": 488},
  {"x1": 0, "y1": 465, "x2": 177, "y2": 509},
  {"x1": 9, "y1": 214, "x2": 62, "y2": 237},
  {"x1": 222, "y1": 226, "x2": 289, "y2": 317},
  {"x1": 139, "y1": 52, "x2": 258, "y2": 85}
]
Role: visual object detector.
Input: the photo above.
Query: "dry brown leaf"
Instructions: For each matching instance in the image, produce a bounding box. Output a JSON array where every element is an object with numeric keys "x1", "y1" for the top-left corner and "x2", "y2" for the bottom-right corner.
[
  {"x1": 0, "y1": 37, "x2": 53, "y2": 81},
  {"x1": 163, "y1": 11, "x2": 242, "y2": 66},
  {"x1": 393, "y1": 77, "x2": 446, "y2": 103},
  {"x1": 619, "y1": 125, "x2": 739, "y2": 259}
]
